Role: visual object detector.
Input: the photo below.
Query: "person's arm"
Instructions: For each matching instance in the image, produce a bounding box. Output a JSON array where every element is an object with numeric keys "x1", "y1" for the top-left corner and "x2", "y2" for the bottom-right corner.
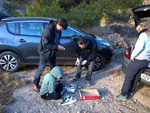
[
  {"x1": 48, "y1": 79, "x2": 56, "y2": 93},
  {"x1": 76, "y1": 46, "x2": 81, "y2": 59},
  {"x1": 87, "y1": 43, "x2": 97, "y2": 62},
  {"x1": 75, "y1": 46, "x2": 81, "y2": 65},
  {"x1": 42, "y1": 27, "x2": 57, "y2": 51},
  {"x1": 131, "y1": 33, "x2": 146, "y2": 60}
]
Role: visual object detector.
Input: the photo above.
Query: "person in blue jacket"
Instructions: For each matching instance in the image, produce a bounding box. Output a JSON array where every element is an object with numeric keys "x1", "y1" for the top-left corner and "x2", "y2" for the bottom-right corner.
[
  {"x1": 40, "y1": 66, "x2": 63, "y2": 100},
  {"x1": 116, "y1": 22, "x2": 150, "y2": 100}
]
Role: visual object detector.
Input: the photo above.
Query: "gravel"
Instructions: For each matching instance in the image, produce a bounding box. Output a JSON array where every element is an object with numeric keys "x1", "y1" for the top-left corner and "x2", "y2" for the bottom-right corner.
[{"x1": 5, "y1": 60, "x2": 150, "y2": 113}]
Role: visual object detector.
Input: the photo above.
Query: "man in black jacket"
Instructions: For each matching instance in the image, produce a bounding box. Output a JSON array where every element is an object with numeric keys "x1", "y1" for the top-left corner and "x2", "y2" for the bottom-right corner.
[
  {"x1": 73, "y1": 36, "x2": 97, "y2": 86},
  {"x1": 33, "y1": 18, "x2": 68, "y2": 92}
]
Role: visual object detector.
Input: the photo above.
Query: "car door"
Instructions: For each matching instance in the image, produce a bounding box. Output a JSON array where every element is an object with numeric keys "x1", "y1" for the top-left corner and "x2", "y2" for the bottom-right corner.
[
  {"x1": 56, "y1": 26, "x2": 81, "y2": 65},
  {"x1": 13, "y1": 21, "x2": 44, "y2": 64}
]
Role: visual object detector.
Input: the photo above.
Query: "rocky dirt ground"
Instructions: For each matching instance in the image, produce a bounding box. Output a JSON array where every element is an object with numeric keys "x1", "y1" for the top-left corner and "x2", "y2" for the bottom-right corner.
[{"x1": 5, "y1": 59, "x2": 150, "y2": 113}]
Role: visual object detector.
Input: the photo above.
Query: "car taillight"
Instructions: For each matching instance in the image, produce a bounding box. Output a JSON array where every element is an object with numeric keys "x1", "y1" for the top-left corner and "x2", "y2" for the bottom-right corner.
[{"x1": 125, "y1": 48, "x2": 130, "y2": 59}]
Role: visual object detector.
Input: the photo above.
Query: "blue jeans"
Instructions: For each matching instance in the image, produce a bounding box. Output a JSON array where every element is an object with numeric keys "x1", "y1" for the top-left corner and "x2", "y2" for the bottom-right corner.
[
  {"x1": 75, "y1": 57, "x2": 94, "y2": 81},
  {"x1": 121, "y1": 59, "x2": 149, "y2": 95},
  {"x1": 33, "y1": 51, "x2": 56, "y2": 86}
]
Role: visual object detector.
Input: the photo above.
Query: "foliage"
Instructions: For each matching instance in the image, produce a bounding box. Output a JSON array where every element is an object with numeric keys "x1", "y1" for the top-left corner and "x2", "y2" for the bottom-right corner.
[
  {"x1": 98, "y1": 0, "x2": 143, "y2": 24},
  {"x1": 66, "y1": 1, "x2": 103, "y2": 28},
  {"x1": 58, "y1": 0, "x2": 90, "y2": 10},
  {"x1": 2, "y1": 0, "x2": 143, "y2": 27},
  {"x1": 2, "y1": 0, "x2": 32, "y2": 16},
  {"x1": 23, "y1": 0, "x2": 65, "y2": 19}
]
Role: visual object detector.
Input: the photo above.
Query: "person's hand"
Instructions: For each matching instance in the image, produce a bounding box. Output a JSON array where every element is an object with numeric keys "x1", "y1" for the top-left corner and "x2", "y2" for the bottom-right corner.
[
  {"x1": 131, "y1": 59, "x2": 134, "y2": 61},
  {"x1": 81, "y1": 60, "x2": 87, "y2": 65},
  {"x1": 58, "y1": 45, "x2": 65, "y2": 51},
  {"x1": 56, "y1": 77, "x2": 63, "y2": 84},
  {"x1": 75, "y1": 58, "x2": 80, "y2": 65}
]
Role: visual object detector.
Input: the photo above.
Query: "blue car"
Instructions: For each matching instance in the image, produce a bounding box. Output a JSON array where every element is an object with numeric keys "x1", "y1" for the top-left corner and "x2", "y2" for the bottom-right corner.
[{"x1": 0, "y1": 17, "x2": 113, "y2": 72}]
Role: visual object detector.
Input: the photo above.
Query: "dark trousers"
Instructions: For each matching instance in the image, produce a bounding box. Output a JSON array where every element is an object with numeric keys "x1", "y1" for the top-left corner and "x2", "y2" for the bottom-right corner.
[
  {"x1": 33, "y1": 51, "x2": 56, "y2": 86},
  {"x1": 76, "y1": 57, "x2": 94, "y2": 81},
  {"x1": 41, "y1": 84, "x2": 63, "y2": 100},
  {"x1": 121, "y1": 59, "x2": 149, "y2": 95}
]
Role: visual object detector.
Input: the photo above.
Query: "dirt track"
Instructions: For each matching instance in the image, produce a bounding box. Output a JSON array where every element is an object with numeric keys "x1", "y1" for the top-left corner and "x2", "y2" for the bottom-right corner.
[{"x1": 5, "y1": 60, "x2": 150, "y2": 113}]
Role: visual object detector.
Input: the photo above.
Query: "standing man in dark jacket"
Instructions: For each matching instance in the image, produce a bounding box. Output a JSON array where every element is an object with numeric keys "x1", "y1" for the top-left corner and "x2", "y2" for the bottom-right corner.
[
  {"x1": 73, "y1": 36, "x2": 97, "y2": 86},
  {"x1": 33, "y1": 18, "x2": 68, "y2": 92}
]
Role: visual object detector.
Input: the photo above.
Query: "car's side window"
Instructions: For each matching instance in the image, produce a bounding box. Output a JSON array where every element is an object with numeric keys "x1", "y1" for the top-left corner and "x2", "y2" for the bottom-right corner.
[
  {"x1": 43, "y1": 22, "x2": 48, "y2": 30},
  {"x1": 62, "y1": 27, "x2": 81, "y2": 37},
  {"x1": 7, "y1": 22, "x2": 16, "y2": 34},
  {"x1": 19, "y1": 22, "x2": 43, "y2": 36}
]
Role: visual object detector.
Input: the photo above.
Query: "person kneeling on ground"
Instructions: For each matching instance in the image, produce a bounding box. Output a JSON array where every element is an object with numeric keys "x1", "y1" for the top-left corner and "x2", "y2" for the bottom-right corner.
[{"x1": 40, "y1": 66, "x2": 64, "y2": 100}]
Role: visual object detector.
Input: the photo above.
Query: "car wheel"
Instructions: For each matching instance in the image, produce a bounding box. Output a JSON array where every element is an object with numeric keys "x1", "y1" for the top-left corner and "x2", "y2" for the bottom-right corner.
[
  {"x1": 0, "y1": 51, "x2": 21, "y2": 72},
  {"x1": 93, "y1": 54, "x2": 105, "y2": 71}
]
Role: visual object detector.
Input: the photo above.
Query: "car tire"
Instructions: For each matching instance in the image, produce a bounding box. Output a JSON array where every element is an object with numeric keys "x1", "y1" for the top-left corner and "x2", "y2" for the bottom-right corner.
[
  {"x1": 85, "y1": 54, "x2": 105, "y2": 71},
  {"x1": 0, "y1": 51, "x2": 21, "y2": 72},
  {"x1": 93, "y1": 54, "x2": 105, "y2": 71}
]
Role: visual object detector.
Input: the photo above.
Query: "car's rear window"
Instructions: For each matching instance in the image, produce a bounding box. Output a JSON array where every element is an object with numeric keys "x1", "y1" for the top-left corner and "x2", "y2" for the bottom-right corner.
[{"x1": 7, "y1": 22, "x2": 16, "y2": 34}]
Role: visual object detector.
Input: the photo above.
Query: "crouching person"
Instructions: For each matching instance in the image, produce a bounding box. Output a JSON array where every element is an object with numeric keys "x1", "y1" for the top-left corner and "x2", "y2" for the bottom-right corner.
[
  {"x1": 73, "y1": 36, "x2": 97, "y2": 86},
  {"x1": 40, "y1": 66, "x2": 63, "y2": 100}
]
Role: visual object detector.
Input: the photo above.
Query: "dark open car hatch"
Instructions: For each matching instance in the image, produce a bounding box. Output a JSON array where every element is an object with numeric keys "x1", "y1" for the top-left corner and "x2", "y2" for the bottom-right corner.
[{"x1": 132, "y1": 4, "x2": 150, "y2": 26}]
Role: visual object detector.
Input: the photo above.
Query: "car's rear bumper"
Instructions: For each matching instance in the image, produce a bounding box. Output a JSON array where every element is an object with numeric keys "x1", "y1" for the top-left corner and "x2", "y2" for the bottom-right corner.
[
  {"x1": 140, "y1": 68, "x2": 150, "y2": 87},
  {"x1": 140, "y1": 79, "x2": 150, "y2": 87}
]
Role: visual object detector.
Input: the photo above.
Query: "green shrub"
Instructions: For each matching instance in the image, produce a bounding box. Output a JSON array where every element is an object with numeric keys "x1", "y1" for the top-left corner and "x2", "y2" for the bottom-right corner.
[
  {"x1": 3, "y1": 0, "x2": 143, "y2": 27},
  {"x1": 66, "y1": 1, "x2": 103, "y2": 28},
  {"x1": 3, "y1": 0, "x2": 29, "y2": 16},
  {"x1": 98, "y1": 0, "x2": 142, "y2": 25},
  {"x1": 24, "y1": 0, "x2": 65, "y2": 19}
]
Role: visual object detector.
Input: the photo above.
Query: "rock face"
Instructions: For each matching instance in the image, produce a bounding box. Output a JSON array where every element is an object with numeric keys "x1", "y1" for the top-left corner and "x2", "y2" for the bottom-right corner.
[
  {"x1": 0, "y1": 0, "x2": 28, "y2": 16},
  {"x1": 0, "y1": 0, "x2": 6, "y2": 15}
]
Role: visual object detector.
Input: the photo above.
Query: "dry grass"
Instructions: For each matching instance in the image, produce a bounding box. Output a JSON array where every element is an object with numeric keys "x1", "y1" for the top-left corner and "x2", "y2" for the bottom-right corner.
[
  {"x1": 82, "y1": 24, "x2": 137, "y2": 46},
  {"x1": 82, "y1": 25, "x2": 138, "y2": 62},
  {"x1": 0, "y1": 70, "x2": 27, "y2": 112},
  {"x1": 81, "y1": 25, "x2": 113, "y2": 36}
]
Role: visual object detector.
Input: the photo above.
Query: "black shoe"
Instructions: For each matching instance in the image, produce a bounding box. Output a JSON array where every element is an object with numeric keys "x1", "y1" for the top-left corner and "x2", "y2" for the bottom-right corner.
[
  {"x1": 128, "y1": 92, "x2": 134, "y2": 98},
  {"x1": 72, "y1": 77, "x2": 80, "y2": 82},
  {"x1": 86, "y1": 80, "x2": 91, "y2": 86}
]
